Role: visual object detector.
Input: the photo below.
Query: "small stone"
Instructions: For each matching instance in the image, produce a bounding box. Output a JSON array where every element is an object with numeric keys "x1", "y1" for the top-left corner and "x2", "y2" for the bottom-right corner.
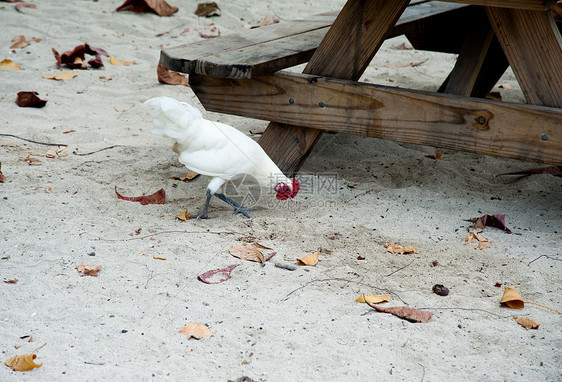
[{"x1": 433, "y1": 284, "x2": 449, "y2": 296}]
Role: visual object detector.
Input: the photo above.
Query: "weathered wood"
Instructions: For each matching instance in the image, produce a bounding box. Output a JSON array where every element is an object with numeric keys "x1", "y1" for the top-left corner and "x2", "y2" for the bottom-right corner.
[
  {"x1": 161, "y1": 2, "x2": 468, "y2": 79},
  {"x1": 441, "y1": 0, "x2": 556, "y2": 11},
  {"x1": 190, "y1": 72, "x2": 562, "y2": 165},
  {"x1": 487, "y1": 7, "x2": 562, "y2": 107},
  {"x1": 258, "y1": 0, "x2": 411, "y2": 175}
]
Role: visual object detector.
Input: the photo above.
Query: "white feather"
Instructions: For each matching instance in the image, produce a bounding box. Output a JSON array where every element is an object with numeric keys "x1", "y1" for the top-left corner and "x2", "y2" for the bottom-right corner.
[{"x1": 144, "y1": 97, "x2": 291, "y2": 195}]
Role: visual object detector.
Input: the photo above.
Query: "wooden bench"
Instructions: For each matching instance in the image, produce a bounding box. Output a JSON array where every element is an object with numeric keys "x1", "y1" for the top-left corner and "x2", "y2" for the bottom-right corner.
[{"x1": 160, "y1": 0, "x2": 562, "y2": 171}]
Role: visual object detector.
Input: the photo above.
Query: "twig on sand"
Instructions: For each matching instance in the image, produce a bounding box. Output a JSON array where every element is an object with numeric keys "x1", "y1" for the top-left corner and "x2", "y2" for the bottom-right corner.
[
  {"x1": 527, "y1": 254, "x2": 561, "y2": 266},
  {"x1": 0, "y1": 133, "x2": 67, "y2": 147},
  {"x1": 92, "y1": 229, "x2": 245, "y2": 242},
  {"x1": 418, "y1": 363, "x2": 426, "y2": 382},
  {"x1": 72, "y1": 145, "x2": 122, "y2": 156},
  {"x1": 385, "y1": 258, "x2": 415, "y2": 277}
]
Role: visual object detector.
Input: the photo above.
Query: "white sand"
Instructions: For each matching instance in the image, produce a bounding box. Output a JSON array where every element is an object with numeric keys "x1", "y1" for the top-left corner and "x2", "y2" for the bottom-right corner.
[{"x1": 1, "y1": 1, "x2": 561, "y2": 381}]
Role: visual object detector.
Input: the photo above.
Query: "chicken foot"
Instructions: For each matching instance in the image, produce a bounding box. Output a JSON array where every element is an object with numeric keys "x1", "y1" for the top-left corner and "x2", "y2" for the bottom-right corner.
[{"x1": 214, "y1": 193, "x2": 254, "y2": 218}]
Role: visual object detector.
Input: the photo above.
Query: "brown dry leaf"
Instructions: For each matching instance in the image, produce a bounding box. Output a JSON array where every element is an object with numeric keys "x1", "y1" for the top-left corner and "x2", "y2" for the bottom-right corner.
[
  {"x1": 75, "y1": 262, "x2": 101, "y2": 277},
  {"x1": 42, "y1": 71, "x2": 78, "y2": 80},
  {"x1": 230, "y1": 243, "x2": 274, "y2": 266},
  {"x1": 23, "y1": 155, "x2": 41, "y2": 165},
  {"x1": 15, "y1": 91, "x2": 47, "y2": 108},
  {"x1": 385, "y1": 243, "x2": 418, "y2": 255},
  {"x1": 157, "y1": 61, "x2": 189, "y2": 86},
  {"x1": 110, "y1": 56, "x2": 137, "y2": 66},
  {"x1": 179, "y1": 323, "x2": 213, "y2": 339},
  {"x1": 5, "y1": 354, "x2": 42, "y2": 371},
  {"x1": 297, "y1": 251, "x2": 319, "y2": 266},
  {"x1": 0, "y1": 59, "x2": 22, "y2": 70},
  {"x1": 0, "y1": 162, "x2": 6, "y2": 183},
  {"x1": 115, "y1": 187, "x2": 166, "y2": 205},
  {"x1": 513, "y1": 317, "x2": 539, "y2": 330},
  {"x1": 175, "y1": 208, "x2": 192, "y2": 221},
  {"x1": 463, "y1": 229, "x2": 491, "y2": 250},
  {"x1": 194, "y1": 2, "x2": 220, "y2": 17},
  {"x1": 9, "y1": 35, "x2": 41, "y2": 49},
  {"x1": 248, "y1": 15, "x2": 280, "y2": 29},
  {"x1": 366, "y1": 302, "x2": 433, "y2": 323},
  {"x1": 3, "y1": 278, "x2": 19, "y2": 284},
  {"x1": 152, "y1": 256, "x2": 166, "y2": 261},
  {"x1": 500, "y1": 285, "x2": 524, "y2": 309},
  {"x1": 356, "y1": 294, "x2": 391, "y2": 304},
  {"x1": 424, "y1": 152, "x2": 442, "y2": 160},
  {"x1": 171, "y1": 171, "x2": 199, "y2": 182},
  {"x1": 116, "y1": 0, "x2": 178, "y2": 16}
]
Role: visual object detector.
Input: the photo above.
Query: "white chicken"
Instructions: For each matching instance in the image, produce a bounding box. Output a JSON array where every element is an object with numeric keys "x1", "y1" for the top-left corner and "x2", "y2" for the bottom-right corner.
[{"x1": 144, "y1": 96, "x2": 299, "y2": 218}]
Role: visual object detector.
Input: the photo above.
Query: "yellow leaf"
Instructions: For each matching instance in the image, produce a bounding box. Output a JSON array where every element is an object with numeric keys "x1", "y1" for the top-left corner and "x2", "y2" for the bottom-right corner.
[
  {"x1": 385, "y1": 243, "x2": 418, "y2": 255},
  {"x1": 175, "y1": 208, "x2": 192, "y2": 221},
  {"x1": 356, "y1": 294, "x2": 391, "y2": 304},
  {"x1": 0, "y1": 59, "x2": 22, "y2": 71},
  {"x1": 297, "y1": 251, "x2": 319, "y2": 266},
  {"x1": 513, "y1": 317, "x2": 539, "y2": 330},
  {"x1": 110, "y1": 56, "x2": 136, "y2": 66},
  {"x1": 42, "y1": 71, "x2": 78, "y2": 80},
  {"x1": 179, "y1": 323, "x2": 213, "y2": 339},
  {"x1": 5, "y1": 354, "x2": 42, "y2": 371},
  {"x1": 110, "y1": 56, "x2": 117, "y2": 65},
  {"x1": 152, "y1": 256, "x2": 166, "y2": 261},
  {"x1": 500, "y1": 286, "x2": 524, "y2": 309}
]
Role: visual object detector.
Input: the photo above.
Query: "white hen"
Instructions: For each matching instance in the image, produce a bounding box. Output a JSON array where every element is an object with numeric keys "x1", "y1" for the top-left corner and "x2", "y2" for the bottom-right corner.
[{"x1": 144, "y1": 96, "x2": 299, "y2": 218}]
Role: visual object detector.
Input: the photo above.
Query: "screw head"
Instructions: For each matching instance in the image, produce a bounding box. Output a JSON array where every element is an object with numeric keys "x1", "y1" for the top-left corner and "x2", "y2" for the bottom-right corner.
[
  {"x1": 541, "y1": 134, "x2": 548, "y2": 141},
  {"x1": 319, "y1": 102, "x2": 326, "y2": 108},
  {"x1": 289, "y1": 98, "x2": 294, "y2": 104}
]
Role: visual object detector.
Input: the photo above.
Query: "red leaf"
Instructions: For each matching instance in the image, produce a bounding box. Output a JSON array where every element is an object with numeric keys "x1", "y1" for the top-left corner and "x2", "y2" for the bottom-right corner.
[
  {"x1": 16, "y1": 91, "x2": 47, "y2": 108},
  {"x1": 367, "y1": 302, "x2": 433, "y2": 323},
  {"x1": 470, "y1": 214, "x2": 512, "y2": 234},
  {"x1": 198, "y1": 264, "x2": 239, "y2": 284},
  {"x1": 116, "y1": 0, "x2": 178, "y2": 16},
  {"x1": 53, "y1": 44, "x2": 107, "y2": 69},
  {"x1": 115, "y1": 187, "x2": 166, "y2": 205}
]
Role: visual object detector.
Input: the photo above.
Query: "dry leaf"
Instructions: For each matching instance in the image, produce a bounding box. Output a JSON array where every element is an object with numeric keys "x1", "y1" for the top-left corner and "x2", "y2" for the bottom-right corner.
[
  {"x1": 53, "y1": 44, "x2": 108, "y2": 69},
  {"x1": 513, "y1": 317, "x2": 539, "y2": 330},
  {"x1": 175, "y1": 208, "x2": 192, "y2": 221},
  {"x1": 500, "y1": 286, "x2": 524, "y2": 309},
  {"x1": 470, "y1": 214, "x2": 512, "y2": 234},
  {"x1": 3, "y1": 278, "x2": 18, "y2": 284},
  {"x1": 75, "y1": 262, "x2": 101, "y2": 277},
  {"x1": 0, "y1": 162, "x2": 6, "y2": 183},
  {"x1": 110, "y1": 56, "x2": 137, "y2": 66},
  {"x1": 157, "y1": 61, "x2": 189, "y2": 86},
  {"x1": 116, "y1": 0, "x2": 178, "y2": 16},
  {"x1": 42, "y1": 71, "x2": 78, "y2": 80},
  {"x1": 15, "y1": 3, "x2": 35, "y2": 12},
  {"x1": 366, "y1": 302, "x2": 433, "y2": 323},
  {"x1": 9, "y1": 35, "x2": 41, "y2": 49},
  {"x1": 230, "y1": 243, "x2": 274, "y2": 266},
  {"x1": 356, "y1": 294, "x2": 391, "y2": 304},
  {"x1": 248, "y1": 15, "x2": 280, "y2": 29},
  {"x1": 463, "y1": 229, "x2": 491, "y2": 250},
  {"x1": 179, "y1": 323, "x2": 213, "y2": 339},
  {"x1": 194, "y1": 2, "x2": 220, "y2": 17},
  {"x1": 5, "y1": 354, "x2": 42, "y2": 371},
  {"x1": 115, "y1": 187, "x2": 166, "y2": 205},
  {"x1": 385, "y1": 243, "x2": 418, "y2": 255},
  {"x1": 16, "y1": 91, "x2": 47, "y2": 108},
  {"x1": 152, "y1": 256, "x2": 166, "y2": 261},
  {"x1": 424, "y1": 152, "x2": 442, "y2": 160},
  {"x1": 297, "y1": 251, "x2": 319, "y2": 266},
  {"x1": 198, "y1": 264, "x2": 239, "y2": 284},
  {"x1": 0, "y1": 59, "x2": 22, "y2": 70}
]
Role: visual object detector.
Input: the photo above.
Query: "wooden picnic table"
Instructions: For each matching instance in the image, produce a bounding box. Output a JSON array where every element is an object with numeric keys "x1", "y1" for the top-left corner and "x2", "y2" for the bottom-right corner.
[{"x1": 161, "y1": 0, "x2": 562, "y2": 174}]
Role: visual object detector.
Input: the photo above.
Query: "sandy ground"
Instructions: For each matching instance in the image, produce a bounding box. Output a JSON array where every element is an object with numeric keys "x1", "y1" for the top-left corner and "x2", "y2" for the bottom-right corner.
[{"x1": 1, "y1": 1, "x2": 561, "y2": 381}]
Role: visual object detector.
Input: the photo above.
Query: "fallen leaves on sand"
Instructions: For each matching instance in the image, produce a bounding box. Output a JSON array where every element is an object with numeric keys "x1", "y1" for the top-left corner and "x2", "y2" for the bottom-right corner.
[
  {"x1": 297, "y1": 251, "x2": 319, "y2": 266},
  {"x1": 53, "y1": 44, "x2": 108, "y2": 69},
  {"x1": 115, "y1": 187, "x2": 166, "y2": 205},
  {"x1": 179, "y1": 323, "x2": 213, "y2": 339},
  {"x1": 45, "y1": 147, "x2": 68, "y2": 159},
  {"x1": 0, "y1": 59, "x2": 22, "y2": 70},
  {"x1": 0, "y1": 163, "x2": 6, "y2": 183},
  {"x1": 116, "y1": 0, "x2": 178, "y2": 16},
  {"x1": 385, "y1": 243, "x2": 418, "y2": 255},
  {"x1": 500, "y1": 286, "x2": 524, "y2": 309},
  {"x1": 157, "y1": 61, "x2": 189, "y2": 85},
  {"x1": 198, "y1": 264, "x2": 239, "y2": 284},
  {"x1": 195, "y1": 2, "x2": 220, "y2": 17},
  {"x1": 513, "y1": 317, "x2": 539, "y2": 330},
  {"x1": 10, "y1": 35, "x2": 41, "y2": 49},
  {"x1": 175, "y1": 208, "x2": 192, "y2": 221},
  {"x1": 230, "y1": 243, "x2": 275, "y2": 266},
  {"x1": 42, "y1": 71, "x2": 78, "y2": 81},
  {"x1": 463, "y1": 229, "x2": 491, "y2": 250},
  {"x1": 75, "y1": 263, "x2": 101, "y2": 277},
  {"x1": 470, "y1": 214, "x2": 512, "y2": 234},
  {"x1": 356, "y1": 294, "x2": 391, "y2": 304},
  {"x1": 247, "y1": 16, "x2": 280, "y2": 29},
  {"x1": 366, "y1": 301, "x2": 433, "y2": 323},
  {"x1": 171, "y1": 171, "x2": 199, "y2": 182},
  {"x1": 5, "y1": 354, "x2": 42, "y2": 372},
  {"x1": 109, "y1": 56, "x2": 137, "y2": 66},
  {"x1": 16, "y1": 91, "x2": 47, "y2": 108}
]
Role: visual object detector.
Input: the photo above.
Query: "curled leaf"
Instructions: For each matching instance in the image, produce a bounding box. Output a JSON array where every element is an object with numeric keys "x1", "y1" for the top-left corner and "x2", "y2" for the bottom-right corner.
[
  {"x1": 297, "y1": 251, "x2": 319, "y2": 266},
  {"x1": 157, "y1": 61, "x2": 189, "y2": 86},
  {"x1": 194, "y1": 2, "x2": 221, "y2": 17},
  {"x1": 0, "y1": 163, "x2": 7, "y2": 183},
  {"x1": 385, "y1": 243, "x2": 418, "y2": 255},
  {"x1": 500, "y1": 286, "x2": 524, "y2": 309},
  {"x1": 513, "y1": 317, "x2": 539, "y2": 330},
  {"x1": 75, "y1": 263, "x2": 101, "y2": 277},
  {"x1": 470, "y1": 214, "x2": 512, "y2": 234},
  {"x1": 198, "y1": 264, "x2": 239, "y2": 284},
  {"x1": 366, "y1": 302, "x2": 433, "y2": 323},
  {"x1": 116, "y1": 0, "x2": 178, "y2": 16},
  {"x1": 16, "y1": 91, "x2": 47, "y2": 108},
  {"x1": 5, "y1": 354, "x2": 42, "y2": 371},
  {"x1": 356, "y1": 294, "x2": 391, "y2": 304},
  {"x1": 230, "y1": 243, "x2": 274, "y2": 266},
  {"x1": 175, "y1": 208, "x2": 192, "y2": 221},
  {"x1": 179, "y1": 323, "x2": 213, "y2": 339},
  {"x1": 115, "y1": 187, "x2": 165, "y2": 205}
]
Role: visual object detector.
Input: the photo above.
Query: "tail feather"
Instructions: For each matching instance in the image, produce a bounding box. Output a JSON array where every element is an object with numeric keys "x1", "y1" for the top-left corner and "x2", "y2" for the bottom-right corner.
[{"x1": 144, "y1": 97, "x2": 202, "y2": 141}]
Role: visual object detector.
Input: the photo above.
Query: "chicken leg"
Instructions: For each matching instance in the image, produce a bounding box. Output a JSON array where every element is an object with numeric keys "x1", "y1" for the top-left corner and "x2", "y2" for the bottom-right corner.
[{"x1": 195, "y1": 190, "x2": 255, "y2": 219}]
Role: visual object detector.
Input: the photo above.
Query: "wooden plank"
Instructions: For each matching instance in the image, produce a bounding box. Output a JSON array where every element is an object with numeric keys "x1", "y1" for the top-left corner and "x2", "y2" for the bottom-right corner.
[
  {"x1": 190, "y1": 72, "x2": 562, "y2": 165},
  {"x1": 487, "y1": 7, "x2": 562, "y2": 107},
  {"x1": 441, "y1": 0, "x2": 556, "y2": 11},
  {"x1": 258, "y1": 0, "x2": 411, "y2": 175},
  {"x1": 161, "y1": 2, "x2": 469, "y2": 79}
]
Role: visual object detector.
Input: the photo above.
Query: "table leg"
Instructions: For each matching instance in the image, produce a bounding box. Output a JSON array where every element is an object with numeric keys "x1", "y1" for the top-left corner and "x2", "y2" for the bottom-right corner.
[
  {"x1": 486, "y1": 7, "x2": 562, "y2": 107},
  {"x1": 259, "y1": 0, "x2": 410, "y2": 175}
]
